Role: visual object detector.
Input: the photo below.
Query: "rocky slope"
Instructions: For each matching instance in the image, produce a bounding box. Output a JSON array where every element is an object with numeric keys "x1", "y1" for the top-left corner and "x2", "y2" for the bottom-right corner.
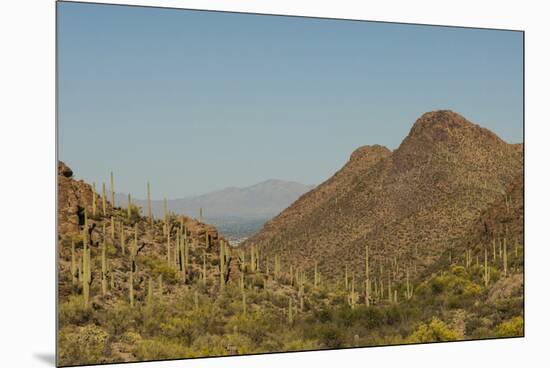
[{"x1": 243, "y1": 110, "x2": 523, "y2": 283}]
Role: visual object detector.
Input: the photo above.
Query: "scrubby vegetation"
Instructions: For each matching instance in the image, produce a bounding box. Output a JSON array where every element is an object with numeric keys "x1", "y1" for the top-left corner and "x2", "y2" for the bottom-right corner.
[{"x1": 58, "y1": 193, "x2": 523, "y2": 365}]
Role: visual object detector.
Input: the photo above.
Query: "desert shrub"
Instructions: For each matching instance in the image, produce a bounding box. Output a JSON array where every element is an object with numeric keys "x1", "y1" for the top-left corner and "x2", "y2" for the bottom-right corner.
[
  {"x1": 102, "y1": 301, "x2": 136, "y2": 336},
  {"x1": 251, "y1": 274, "x2": 265, "y2": 289},
  {"x1": 127, "y1": 204, "x2": 142, "y2": 223},
  {"x1": 225, "y1": 310, "x2": 276, "y2": 344},
  {"x1": 407, "y1": 317, "x2": 461, "y2": 343},
  {"x1": 134, "y1": 337, "x2": 187, "y2": 361},
  {"x1": 496, "y1": 316, "x2": 523, "y2": 337},
  {"x1": 224, "y1": 332, "x2": 255, "y2": 354},
  {"x1": 58, "y1": 324, "x2": 109, "y2": 366},
  {"x1": 283, "y1": 338, "x2": 320, "y2": 351},
  {"x1": 188, "y1": 333, "x2": 228, "y2": 357},
  {"x1": 138, "y1": 256, "x2": 178, "y2": 284},
  {"x1": 469, "y1": 327, "x2": 496, "y2": 339},
  {"x1": 157, "y1": 316, "x2": 194, "y2": 345},
  {"x1": 58, "y1": 295, "x2": 92, "y2": 326},
  {"x1": 307, "y1": 323, "x2": 345, "y2": 348},
  {"x1": 311, "y1": 308, "x2": 333, "y2": 323}
]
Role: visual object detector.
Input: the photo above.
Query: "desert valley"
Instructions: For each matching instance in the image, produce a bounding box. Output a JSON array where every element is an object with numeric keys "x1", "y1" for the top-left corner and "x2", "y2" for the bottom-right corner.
[{"x1": 57, "y1": 111, "x2": 523, "y2": 366}]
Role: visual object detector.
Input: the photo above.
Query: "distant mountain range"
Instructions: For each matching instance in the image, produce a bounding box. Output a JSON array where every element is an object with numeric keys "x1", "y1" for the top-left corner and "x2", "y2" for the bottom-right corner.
[{"x1": 115, "y1": 180, "x2": 315, "y2": 239}]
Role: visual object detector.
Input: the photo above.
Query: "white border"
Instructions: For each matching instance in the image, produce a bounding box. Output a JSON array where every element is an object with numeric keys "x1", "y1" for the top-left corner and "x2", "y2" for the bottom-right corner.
[{"x1": 1, "y1": 1, "x2": 548, "y2": 368}]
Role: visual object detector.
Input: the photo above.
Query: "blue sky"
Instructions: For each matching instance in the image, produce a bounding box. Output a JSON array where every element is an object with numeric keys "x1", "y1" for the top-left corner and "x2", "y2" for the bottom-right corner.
[{"x1": 57, "y1": 2, "x2": 523, "y2": 199}]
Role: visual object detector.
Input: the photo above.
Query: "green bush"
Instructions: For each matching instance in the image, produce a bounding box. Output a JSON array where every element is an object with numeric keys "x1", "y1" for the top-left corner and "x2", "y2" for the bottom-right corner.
[
  {"x1": 134, "y1": 337, "x2": 187, "y2": 361},
  {"x1": 407, "y1": 317, "x2": 461, "y2": 343},
  {"x1": 58, "y1": 324, "x2": 109, "y2": 366},
  {"x1": 58, "y1": 295, "x2": 92, "y2": 327},
  {"x1": 496, "y1": 316, "x2": 523, "y2": 337}
]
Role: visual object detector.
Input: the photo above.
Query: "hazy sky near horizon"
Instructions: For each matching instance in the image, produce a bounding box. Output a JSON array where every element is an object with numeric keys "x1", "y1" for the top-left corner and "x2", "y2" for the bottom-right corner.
[{"x1": 58, "y1": 2, "x2": 523, "y2": 199}]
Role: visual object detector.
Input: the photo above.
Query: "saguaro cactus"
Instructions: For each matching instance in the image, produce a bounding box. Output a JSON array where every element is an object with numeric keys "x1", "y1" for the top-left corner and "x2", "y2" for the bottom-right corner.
[
  {"x1": 81, "y1": 242, "x2": 91, "y2": 308},
  {"x1": 405, "y1": 268, "x2": 413, "y2": 300},
  {"x1": 70, "y1": 239, "x2": 77, "y2": 285},
  {"x1": 484, "y1": 247, "x2": 490, "y2": 287},
  {"x1": 111, "y1": 216, "x2": 115, "y2": 240},
  {"x1": 314, "y1": 262, "x2": 319, "y2": 288},
  {"x1": 242, "y1": 292, "x2": 247, "y2": 315},
  {"x1": 349, "y1": 273, "x2": 356, "y2": 309},
  {"x1": 147, "y1": 181, "x2": 153, "y2": 226},
  {"x1": 220, "y1": 240, "x2": 226, "y2": 290},
  {"x1": 129, "y1": 268, "x2": 134, "y2": 307},
  {"x1": 167, "y1": 229, "x2": 172, "y2": 264},
  {"x1": 503, "y1": 237, "x2": 508, "y2": 276},
  {"x1": 202, "y1": 250, "x2": 207, "y2": 284},
  {"x1": 120, "y1": 227, "x2": 125, "y2": 255},
  {"x1": 288, "y1": 297, "x2": 293, "y2": 324},
  {"x1": 110, "y1": 171, "x2": 115, "y2": 207},
  {"x1": 344, "y1": 264, "x2": 349, "y2": 291},
  {"x1": 102, "y1": 182, "x2": 107, "y2": 216},
  {"x1": 387, "y1": 270, "x2": 392, "y2": 303},
  {"x1": 250, "y1": 246, "x2": 256, "y2": 273},
  {"x1": 101, "y1": 241, "x2": 107, "y2": 296},
  {"x1": 109, "y1": 263, "x2": 114, "y2": 290},
  {"x1": 147, "y1": 277, "x2": 153, "y2": 307},
  {"x1": 274, "y1": 254, "x2": 280, "y2": 280}
]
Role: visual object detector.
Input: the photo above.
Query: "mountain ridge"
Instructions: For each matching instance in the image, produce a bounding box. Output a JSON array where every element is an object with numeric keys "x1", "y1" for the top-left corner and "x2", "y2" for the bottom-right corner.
[
  {"x1": 243, "y1": 110, "x2": 523, "y2": 283},
  {"x1": 114, "y1": 180, "x2": 315, "y2": 229}
]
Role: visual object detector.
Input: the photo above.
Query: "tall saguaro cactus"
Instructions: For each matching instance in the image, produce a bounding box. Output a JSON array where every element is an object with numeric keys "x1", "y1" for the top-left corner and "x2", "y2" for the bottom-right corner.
[
  {"x1": 503, "y1": 237, "x2": 508, "y2": 276},
  {"x1": 405, "y1": 268, "x2": 413, "y2": 300},
  {"x1": 484, "y1": 247, "x2": 490, "y2": 287},
  {"x1": 70, "y1": 239, "x2": 77, "y2": 285},
  {"x1": 344, "y1": 264, "x2": 349, "y2": 291},
  {"x1": 102, "y1": 182, "x2": 107, "y2": 216},
  {"x1": 81, "y1": 226, "x2": 92, "y2": 308},
  {"x1": 166, "y1": 229, "x2": 171, "y2": 264},
  {"x1": 129, "y1": 268, "x2": 134, "y2": 307},
  {"x1": 288, "y1": 297, "x2": 293, "y2": 324},
  {"x1": 111, "y1": 216, "x2": 115, "y2": 240},
  {"x1": 120, "y1": 227, "x2": 125, "y2": 255},
  {"x1": 242, "y1": 292, "x2": 247, "y2": 315},
  {"x1": 110, "y1": 171, "x2": 115, "y2": 207},
  {"x1": 220, "y1": 240, "x2": 226, "y2": 290},
  {"x1": 147, "y1": 181, "x2": 153, "y2": 226},
  {"x1": 146, "y1": 277, "x2": 153, "y2": 307},
  {"x1": 101, "y1": 240, "x2": 107, "y2": 296},
  {"x1": 314, "y1": 262, "x2": 319, "y2": 288}
]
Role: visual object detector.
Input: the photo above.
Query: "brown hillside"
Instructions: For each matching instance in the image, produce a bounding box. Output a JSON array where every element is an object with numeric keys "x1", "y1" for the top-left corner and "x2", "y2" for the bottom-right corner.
[
  {"x1": 243, "y1": 110, "x2": 523, "y2": 284},
  {"x1": 447, "y1": 171, "x2": 524, "y2": 269},
  {"x1": 57, "y1": 161, "x2": 232, "y2": 301}
]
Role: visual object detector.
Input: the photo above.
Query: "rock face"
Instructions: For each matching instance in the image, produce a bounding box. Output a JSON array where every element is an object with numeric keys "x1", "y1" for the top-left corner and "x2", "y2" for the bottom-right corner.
[
  {"x1": 243, "y1": 110, "x2": 523, "y2": 281},
  {"x1": 58, "y1": 161, "x2": 103, "y2": 236},
  {"x1": 57, "y1": 162, "x2": 222, "y2": 242},
  {"x1": 57, "y1": 161, "x2": 228, "y2": 297}
]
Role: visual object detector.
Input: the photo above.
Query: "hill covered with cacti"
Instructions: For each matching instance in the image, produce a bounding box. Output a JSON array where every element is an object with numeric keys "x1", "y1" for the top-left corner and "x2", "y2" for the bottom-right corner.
[
  {"x1": 57, "y1": 110, "x2": 523, "y2": 366},
  {"x1": 243, "y1": 110, "x2": 523, "y2": 286}
]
